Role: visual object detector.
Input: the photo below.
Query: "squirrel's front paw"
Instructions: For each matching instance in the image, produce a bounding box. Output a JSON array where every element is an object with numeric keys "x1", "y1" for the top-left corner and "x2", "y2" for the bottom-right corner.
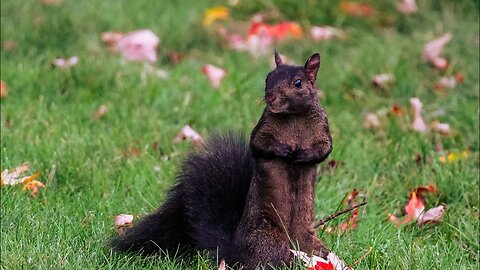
[
  {"x1": 274, "y1": 143, "x2": 294, "y2": 158},
  {"x1": 292, "y1": 149, "x2": 314, "y2": 163}
]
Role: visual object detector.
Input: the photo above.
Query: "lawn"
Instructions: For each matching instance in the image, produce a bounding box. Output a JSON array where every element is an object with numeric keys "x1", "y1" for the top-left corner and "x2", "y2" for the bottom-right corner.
[{"x1": 1, "y1": 0, "x2": 479, "y2": 269}]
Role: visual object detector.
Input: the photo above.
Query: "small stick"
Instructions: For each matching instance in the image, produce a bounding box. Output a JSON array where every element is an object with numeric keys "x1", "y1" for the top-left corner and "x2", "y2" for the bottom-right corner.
[
  {"x1": 314, "y1": 201, "x2": 367, "y2": 228},
  {"x1": 348, "y1": 246, "x2": 373, "y2": 268}
]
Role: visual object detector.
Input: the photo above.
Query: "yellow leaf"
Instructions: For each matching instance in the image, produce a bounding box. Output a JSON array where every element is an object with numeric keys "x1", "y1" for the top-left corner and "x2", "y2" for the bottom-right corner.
[{"x1": 203, "y1": 7, "x2": 229, "y2": 27}]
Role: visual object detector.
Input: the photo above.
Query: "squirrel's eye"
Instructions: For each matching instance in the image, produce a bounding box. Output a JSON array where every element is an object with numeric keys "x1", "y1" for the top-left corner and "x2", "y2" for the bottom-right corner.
[{"x1": 294, "y1": 79, "x2": 302, "y2": 88}]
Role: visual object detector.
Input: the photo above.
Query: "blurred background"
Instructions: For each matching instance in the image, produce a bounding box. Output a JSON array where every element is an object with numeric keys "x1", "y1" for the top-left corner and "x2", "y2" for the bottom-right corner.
[{"x1": 1, "y1": 0, "x2": 478, "y2": 269}]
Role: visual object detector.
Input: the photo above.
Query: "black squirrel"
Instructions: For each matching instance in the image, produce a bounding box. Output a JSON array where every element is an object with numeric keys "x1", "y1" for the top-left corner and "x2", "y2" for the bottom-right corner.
[{"x1": 111, "y1": 51, "x2": 332, "y2": 269}]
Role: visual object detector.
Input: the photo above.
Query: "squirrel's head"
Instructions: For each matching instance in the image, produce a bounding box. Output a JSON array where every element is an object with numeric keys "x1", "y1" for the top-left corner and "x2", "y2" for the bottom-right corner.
[{"x1": 264, "y1": 51, "x2": 321, "y2": 114}]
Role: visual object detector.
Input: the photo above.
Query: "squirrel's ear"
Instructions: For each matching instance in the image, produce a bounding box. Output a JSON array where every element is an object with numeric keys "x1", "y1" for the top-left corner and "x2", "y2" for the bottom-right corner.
[
  {"x1": 304, "y1": 53, "x2": 321, "y2": 83},
  {"x1": 274, "y1": 49, "x2": 283, "y2": 67}
]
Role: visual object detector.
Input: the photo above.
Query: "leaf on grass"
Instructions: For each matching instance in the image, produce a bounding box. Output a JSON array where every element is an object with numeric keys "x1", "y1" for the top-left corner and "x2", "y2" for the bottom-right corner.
[
  {"x1": 310, "y1": 26, "x2": 345, "y2": 42},
  {"x1": 122, "y1": 141, "x2": 142, "y2": 158},
  {"x1": 363, "y1": 113, "x2": 380, "y2": 129},
  {"x1": 410, "y1": 97, "x2": 428, "y2": 133},
  {"x1": 418, "y1": 205, "x2": 446, "y2": 226},
  {"x1": 2, "y1": 40, "x2": 17, "y2": 51},
  {"x1": 1, "y1": 163, "x2": 31, "y2": 185},
  {"x1": 391, "y1": 104, "x2": 405, "y2": 116},
  {"x1": 388, "y1": 184, "x2": 445, "y2": 226},
  {"x1": 218, "y1": 259, "x2": 226, "y2": 270},
  {"x1": 291, "y1": 249, "x2": 351, "y2": 270},
  {"x1": 434, "y1": 76, "x2": 457, "y2": 90},
  {"x1": 173, "y1": 125, "x2": 204, "y2": 145},
  {"x1": 203, "y1": 6, "x2": 230, "y2": 27},
  {"x1": 167, "y1": 51, "x2": 185, "y2": 66},
  {"x1": 201, "y1": 64, "x2": 226, "y2": 89},
  {"x1": 339, "y1": 189, "x2": 363, "y2": 232},
  {"x1": 52, "y1": 56, "x2": 79, "y2": 69},
  {"x1": 1, "y1": 80, "x2": 7, "y2": 98},
  {"x1": 396, "y1": 0, "x2": 418, "y2": 15},
  {"x1": 21, "y1": 177, "x2": 45, "y2": 198},
  {"x1": 114, "y1": 30, "x2": 160, "y2": 63},
  {"x1": 101, "y1": 31, "x2": 124, "y2": 49},
  {"x1": 249, "y1": 21, "x2": 303, "y2": 40},
  {"x1": 431, "y1": 121, "x2": 452, "y2": 135},
  {"x1": 1, "y1": 163, "x2": 44, "y2": 198},
  {"x1": 422, "y1": 33, "x2": 452, "y2": 69},
  {"x1": 115, "y1": 214, "x2": 134, "y2": 235},
  {"x1": 92, "y1": 104, "x2": 108, "y2": 120},
  {"x1": 372, "y1": 73, "x2": 395, "y2": 89},
  {"x1": 340, "y1": 1, "x2": 374, "y2": 17}
]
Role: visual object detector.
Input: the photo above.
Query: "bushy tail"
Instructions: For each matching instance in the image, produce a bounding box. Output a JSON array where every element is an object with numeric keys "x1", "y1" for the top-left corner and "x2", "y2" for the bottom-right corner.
[
  {"x1": 110, "y1": 183, "x2": 192, "y2": 255},
  {"x1": 110, "y1": 133, "x2": 253, "y2": 258},
  {"x1": 182, "y1": 133, "x2": 253, "y2": 258}
]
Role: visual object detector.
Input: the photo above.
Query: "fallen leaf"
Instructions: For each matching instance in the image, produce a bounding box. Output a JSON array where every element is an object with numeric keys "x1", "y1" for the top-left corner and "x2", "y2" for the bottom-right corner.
[
  {"x1": 2, "y1": 40, "x2": 17, "y2": 51},
  {"x1": 218, "y1": 259, "x2": 226, "y2": 270},
  {"x1": 52, "y1": 56, "x2": 79, "y2": 69},
  {"x1": 372, "y1": 73, "x2": 395, "y2": 88},
  {"x1": 418, "y1": 205, "x2": 446, "y2": 226},
  {"x1": 173, "y1": 125, "x2": 204, "y2": 145},
  {"x1": 1, "y1": 163, "x2": 31, "y2": 185},
  {"x1": 391, "y1": 104, "x2": 405, "y2": 116},
  {"x1": 21, "y1": 178, "x2": 45, "y2": 198},
  {"x1": 431, "y1": 121, "x2": 452, "y2": 135},
  {"x1": 434, "y1": 76, "x2": 456, "y2": 90},
  {"x1": 115, "y1": 214, "x2": 134, "y2": 235},
  {"x1": 454, "y1": 72, "x2": 465, "y2": 83},
  {"x1": 310, "y1": 26, "x2": 345, "y2": 42},
  {"x1": 1, "y1": 80, "x2": 7, "y2": 98},
  {"x1": 339, "y1": 189, "x2": 363, "y2": 232},
  {"x1": 1, "y1": 163, "x2": 44, "y2": 198},
  {"x1": 203, "y1": 6, "x2": 230, "y2": 27},
  {"x1": 93, "y1": 104, "x2": 108, "y2": 120},
  {"x1": 291, "y1": 249, "x2": 351, "y2": 270},
  {"x1": 363, "y1": 113, "x2": 380, "y2": 129},
  {"x1": 201, "y1": 64, "x2": 226, "y2": 89},
  {"x1": 396, "y1": 0, "x2": 418, "y2": 14},
  {"x1": 115, "y1": 29, "x2": 160, "y2": 63},
  {"x1": 388, "y1": 184, "x2": 445, "y2": 226},
  {"x1": 101, "y1": 31, "x2": 124, "y2": 48},
  {"x1": 422, "y1": 33, "x2": 452, "y2": 69},
  {"x1": 248, "y1": 21, "x2": 303, "y2": 40},
  {"x1": 410, "y1": 97, "x2": 428, "y2": 133},
  {"x1": 122, "y1": 141, "x2": 142, "y2": 158},
  {"x1": 340, "y1": 1, "x2": 374, "y2": 17},
  {"x1": 167, "y1": 51, "x2": 185, "y2": 65}
]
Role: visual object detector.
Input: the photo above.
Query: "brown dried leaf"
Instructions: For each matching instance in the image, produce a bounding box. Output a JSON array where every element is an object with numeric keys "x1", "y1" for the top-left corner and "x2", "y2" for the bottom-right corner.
[{"x1": 93, "y1": 104, "x2": 109, "y2": 120}]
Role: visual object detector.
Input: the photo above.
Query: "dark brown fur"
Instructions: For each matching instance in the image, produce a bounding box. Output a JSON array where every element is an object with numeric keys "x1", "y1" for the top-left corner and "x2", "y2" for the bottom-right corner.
[
  {"x1": 231, "y1": 52, "x2": 332, "y2": 269},
  {"x1": 110, "y1": 52, "x2": 332, "y2": 270}
]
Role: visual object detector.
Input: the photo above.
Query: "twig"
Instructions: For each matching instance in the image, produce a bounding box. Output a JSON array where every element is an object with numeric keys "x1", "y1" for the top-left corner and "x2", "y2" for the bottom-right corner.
[
  {"x1": 348, "y1": 246, "x2": 373, "y2": 268},
  {"x1": 314, "y1": 201, "x2": 367, "y2": 228}
]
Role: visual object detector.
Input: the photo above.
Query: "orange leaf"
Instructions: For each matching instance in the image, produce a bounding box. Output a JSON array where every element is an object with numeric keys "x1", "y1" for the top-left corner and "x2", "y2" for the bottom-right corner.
[
  {"x1": 21, "y1": 174, "x2": 44, "y2": 198},
  {"x1": 0, "y1": 80, "x2": 7, "y2": 98},
  {"x1": 340, "y1": 1, "x2": 374, "y2": 17}
]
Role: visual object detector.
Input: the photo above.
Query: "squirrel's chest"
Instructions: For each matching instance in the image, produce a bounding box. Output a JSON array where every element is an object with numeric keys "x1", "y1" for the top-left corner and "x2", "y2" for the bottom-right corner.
[{"x1": 276, "y1": 117, "x2": 319, "y2": 147}]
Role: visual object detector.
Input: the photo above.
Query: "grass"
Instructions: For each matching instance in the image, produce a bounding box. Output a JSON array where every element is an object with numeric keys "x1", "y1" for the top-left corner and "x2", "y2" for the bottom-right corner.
[{"x1": 1, "y1": 0, "x2": 478, "y2": 269}]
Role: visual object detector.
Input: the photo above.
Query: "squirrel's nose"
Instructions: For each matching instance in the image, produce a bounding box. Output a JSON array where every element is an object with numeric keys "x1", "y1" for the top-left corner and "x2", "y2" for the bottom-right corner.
[{"x1": 265, "y1": 94, "x2": 277, "y2": 103}]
